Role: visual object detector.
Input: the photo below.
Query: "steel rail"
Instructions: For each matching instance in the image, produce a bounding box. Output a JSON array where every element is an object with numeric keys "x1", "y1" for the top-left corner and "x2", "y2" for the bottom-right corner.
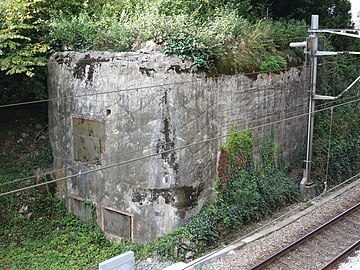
[
  {"x1": 320, "y1": 239, "x2": 360, "y2": 270},
  {"x1": 250, "y1": 202, "x2": 360, "y2": 270}
]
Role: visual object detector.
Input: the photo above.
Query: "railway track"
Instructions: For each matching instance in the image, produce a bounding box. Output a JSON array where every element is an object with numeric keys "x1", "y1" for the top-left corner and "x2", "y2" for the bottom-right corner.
[{"x1": 250, "y1": 202, "x2": 360, "y2": 270}]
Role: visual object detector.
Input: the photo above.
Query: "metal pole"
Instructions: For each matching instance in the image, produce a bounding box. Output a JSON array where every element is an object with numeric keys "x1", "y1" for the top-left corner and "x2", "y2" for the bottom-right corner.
[{"x1": 301, "y1": 15, "x2": 318, "y2": 196}]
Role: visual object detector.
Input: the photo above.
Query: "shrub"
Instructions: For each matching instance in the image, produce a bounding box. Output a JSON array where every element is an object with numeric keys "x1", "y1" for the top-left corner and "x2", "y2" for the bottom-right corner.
[
  {"x1": 47, "y1": 12, "x2": 99, "y2": 51},
  {"x1": 45, "y1": 3, "x2": 305, "y2": 74},
  {"x1": 164, "y1": 34, "x2": 218, "y2": 69},
  {"x1": 260, "y1": 55, "x2": 287, "y2": 72}
]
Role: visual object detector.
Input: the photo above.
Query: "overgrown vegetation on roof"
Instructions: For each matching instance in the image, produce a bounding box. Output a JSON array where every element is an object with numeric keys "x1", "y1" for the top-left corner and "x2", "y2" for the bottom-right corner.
[{"x1": 45, "y1": 1, "x2": 307, "y2": 72}]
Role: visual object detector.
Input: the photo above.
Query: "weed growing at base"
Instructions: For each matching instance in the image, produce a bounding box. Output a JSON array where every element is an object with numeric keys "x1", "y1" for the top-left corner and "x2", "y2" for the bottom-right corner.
[
  {"x1": 154, "y1": 126, "x2": 300, "y2": 261},
  {"x1": 0, "y1": 123, "x2": 300, "y2": 268}
]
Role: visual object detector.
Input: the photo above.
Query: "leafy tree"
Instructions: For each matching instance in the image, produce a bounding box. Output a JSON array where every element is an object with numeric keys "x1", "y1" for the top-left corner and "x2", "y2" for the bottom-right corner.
[
  {"x1": 0, "y1": 0, "x2": 86, "y2": 77},
  {"x1": 0, "y1": 0, "x2": 48, "y2": 77},
  {"x1": 251, "y1": 0, "x2": 352, "y2": 28},
  {"x1": 0, "y1": 0, "x2": 86, "y2": 103}
]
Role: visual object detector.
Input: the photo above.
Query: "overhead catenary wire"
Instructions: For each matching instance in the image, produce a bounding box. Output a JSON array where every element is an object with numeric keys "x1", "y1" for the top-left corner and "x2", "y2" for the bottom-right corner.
[
  {"x1": 1, "y1": 70, "x2": 359, "y2": 189},
  {"x1": 0, "y1": 65, "x2": 310, "y2": 188},
  {"x1": 1, "y1": 96, "x2": 359, "y2": 197},
  {"x1": 0, "y1": 65, "x2": 308, "y2": 109},
  {"x1": 0, "y1": 103, "x2": 304, "y2": 189},
  {"x1": 0, "y1": 99, "x2": 309, "y2": 188},
  {"x1": 0, "y1": 75, "x2": 308, "y2": 188},
  {"x1": 1, "y1": 61, "x2": 359, "y2": 189}
]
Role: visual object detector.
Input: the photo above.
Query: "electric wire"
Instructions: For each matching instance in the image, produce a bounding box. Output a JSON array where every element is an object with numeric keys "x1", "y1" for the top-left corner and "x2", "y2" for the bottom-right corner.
[
  {"x1": 1, "y1": 83, "x2": 359, "y2": 191},
  {"x1": 1, "y1": 57, "x2": 359, "y2": 110},
  {"x1": 1, "y1": 69, "x2": 359, "y2": 189},
  {"x1": 0, "y1": 77, "x2": 308, "y2": 188},
  {"x1": 0, "y1": 101, "x2": 309, "y2": 188},
  {"x1": 1, "y1": 56, "x2": 359, "y2": 188},
  {"x1": 1, "y1": 96, "x2": 359, "y2": 197}
]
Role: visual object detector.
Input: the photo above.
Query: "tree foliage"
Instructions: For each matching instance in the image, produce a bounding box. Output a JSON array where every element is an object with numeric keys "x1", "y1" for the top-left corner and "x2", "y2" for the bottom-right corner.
[
  {"x1": 250, "y1": 0, "x2": 352, "y2": 27},
  {"x1": 0, "y1": 0, "x2": 48, "y2": 77},
  {"x1": 0, "y1": 0, "x2": 356, "y2": 103}
]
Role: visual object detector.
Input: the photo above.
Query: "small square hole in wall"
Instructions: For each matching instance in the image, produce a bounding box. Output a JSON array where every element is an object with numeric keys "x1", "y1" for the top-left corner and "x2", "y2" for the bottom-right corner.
[
  {"x1": 73, "y1": 118, "x2": 106, "y2": 164},
  {"x1": 101, "y1": 206, "x2": 133, "y2": 241},
  {"x1": 69, "y1": 196, "x2": 93, "y2": 223}
]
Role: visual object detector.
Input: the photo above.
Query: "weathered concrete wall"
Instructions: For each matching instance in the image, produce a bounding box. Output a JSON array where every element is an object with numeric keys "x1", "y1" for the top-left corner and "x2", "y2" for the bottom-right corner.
[{"x1": 48, "y1": 45, "x2": 307, "y2": 242}]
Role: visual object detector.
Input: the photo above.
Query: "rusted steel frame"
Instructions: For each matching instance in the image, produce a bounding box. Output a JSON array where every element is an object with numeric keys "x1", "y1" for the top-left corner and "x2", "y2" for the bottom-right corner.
[{"x1": 250, "y1": 202, "x2": 360, "y2": 270}]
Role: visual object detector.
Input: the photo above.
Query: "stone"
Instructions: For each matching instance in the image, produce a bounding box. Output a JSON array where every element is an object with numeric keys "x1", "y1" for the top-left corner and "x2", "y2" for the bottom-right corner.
[
  {"x1": 19, "y1": 205, "x2": 29, "y2": 214},
  {"x1": 138, "y1": 40, "x2": 161, "y2": 54},
  {"x1": 162, "y1": 262, "x2": 187, "y2": 270},
  {"x1": 35, "y1": 124, "x2": 43, "y2": 130},
  {"x1": 185, "y1": 251, "x2": 195, "y2": 260},
  {"x1": 21, "y1": 133, "x2": 29, "y2": 138},
  {"x1": 182, "y1": 238, "x2": 190, "y2": 247}
]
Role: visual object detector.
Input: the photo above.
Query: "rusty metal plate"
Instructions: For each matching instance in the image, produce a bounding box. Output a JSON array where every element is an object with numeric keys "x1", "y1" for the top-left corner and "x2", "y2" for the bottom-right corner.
[{"x1": 73, "y1": 118, "x2": 105, "y2": 164}]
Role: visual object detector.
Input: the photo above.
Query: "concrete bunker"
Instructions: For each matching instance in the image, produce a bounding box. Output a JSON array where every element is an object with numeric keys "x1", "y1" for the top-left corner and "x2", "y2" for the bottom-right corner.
[{"x1": 48, "y1": 47, "x2": 307, "y2": 242}]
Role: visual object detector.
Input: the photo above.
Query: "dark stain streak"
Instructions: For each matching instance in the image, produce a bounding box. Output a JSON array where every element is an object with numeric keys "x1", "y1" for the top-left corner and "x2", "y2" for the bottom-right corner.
[
  {"x1": 139, "y1": 67, "x2": 156, "y2": 76},
  {"x1": 131, "y1": 185, "x2": 204, "y2": 218},
  {"x1": 72, "y1": 54, "x2": 110, "y2": 82},
  {"x1": 167, "y1": 64, "x2": 191, "y2": 74}
]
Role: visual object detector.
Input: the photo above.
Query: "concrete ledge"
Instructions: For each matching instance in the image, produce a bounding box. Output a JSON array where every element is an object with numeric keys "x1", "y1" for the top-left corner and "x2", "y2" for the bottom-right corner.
[{"x1": 99, "y1": 251, "x2": 134, "y2": 270}]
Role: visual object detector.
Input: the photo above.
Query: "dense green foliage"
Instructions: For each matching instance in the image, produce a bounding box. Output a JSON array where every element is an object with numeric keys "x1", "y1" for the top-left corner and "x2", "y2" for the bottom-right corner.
[
  {"x1": 45, "y1": 4, "x2": 307, "y2": 72},
  {"x1": 260, "y1": 55, "x2": 287, "y2": 72},
  {"x1": 0, "y1": 120, "x2": 300, "y2": 267},
  {"x1": 155, "y1": 127, "x2": 299, "y2": 261},
  {"x1": 311, "y1": 55, "x2": 360, "y2": 187},
  {"x1": 1, "y1": 0, "x2": 359, "y2": 267},
  {"x1": 0, "y1": 0, "x2": 354, "y2": 102}
]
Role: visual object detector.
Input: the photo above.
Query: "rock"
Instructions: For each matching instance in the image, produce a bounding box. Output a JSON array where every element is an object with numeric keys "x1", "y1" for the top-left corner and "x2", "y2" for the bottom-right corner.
[
  {"x1": 39, "y1": 135, "x2": 46, "y2": 140},
  {"x1": 185, "y1": 251, "x2": 195, "y2": 260},
  {"x1": 182, "y1": 238, "x2": 191, "y2": 247},
  {"x1": 19, "y1": 205, "x2": 29, "y2": 214},
  {"x1": 35, "y1": 124, "x2": 43, "y2": 130},
  {"x1": 26, "y1": 212, "x2": 33, "y2": 218},
  {"x1": 162, "y1": 262, "x2": 187, "y2": 270},
  {"x1": 17, "y1": 138, "x2": 24, "y2": 143},
  {"x1": 21, "y1": 133, "x2": 29, "y2": 138},
  {"x1": 173, "y1": 246, "x2": 179, "y2": 258},
  {"x1": 228, "y1": 250, "x2": 235, "y2": 255},
  {"x1": 138, "y1": 41, "x2": 161, "y2": 54}
]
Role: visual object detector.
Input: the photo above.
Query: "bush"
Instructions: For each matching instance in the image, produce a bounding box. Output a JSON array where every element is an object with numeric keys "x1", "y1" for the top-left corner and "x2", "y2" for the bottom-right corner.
[
  {"x1": 47, "y1": 12, "x2": 99, "y2": 51},
  {"x1": 260, "y1": 55, "x2": 287, "y2": 72},
  {"x1": 164, "y1": 34, "x2": 218, "y2": 69},
  {"x1": 45, "y1": 2, "x2": 306, "y2": 74},
  {"x1": 152, "y1": 126, "x2": 300, "y2": 261}
]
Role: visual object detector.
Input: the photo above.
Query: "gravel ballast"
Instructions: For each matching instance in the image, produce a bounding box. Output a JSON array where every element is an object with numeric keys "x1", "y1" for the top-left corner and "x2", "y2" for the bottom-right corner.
[
  {"x1": 201, "y1": 180, "x2": 360, "y2": 270},
  {"x1": 337, "y1": 250, "x2": 360, "y2": 270}
]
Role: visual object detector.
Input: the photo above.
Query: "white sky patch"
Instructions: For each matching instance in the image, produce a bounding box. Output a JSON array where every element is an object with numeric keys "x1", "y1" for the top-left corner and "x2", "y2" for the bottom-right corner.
[{"x1": 350, "y1": 0, "x2": 360, "y2": 26}]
